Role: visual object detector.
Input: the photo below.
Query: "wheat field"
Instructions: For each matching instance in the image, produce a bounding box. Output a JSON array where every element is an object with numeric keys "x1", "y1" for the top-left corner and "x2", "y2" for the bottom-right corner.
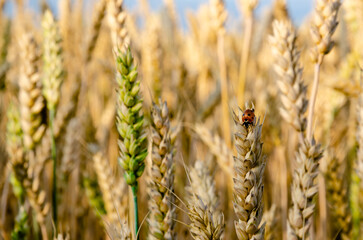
[{"x1": 1, "y1": 0, "x2": 363, "y2": 239}]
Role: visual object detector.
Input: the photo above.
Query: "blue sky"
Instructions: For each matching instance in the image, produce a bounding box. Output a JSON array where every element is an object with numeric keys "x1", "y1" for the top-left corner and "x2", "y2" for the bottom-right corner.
[{"x1": 4, "y1": 0, "x2": 314, "y2": 26}]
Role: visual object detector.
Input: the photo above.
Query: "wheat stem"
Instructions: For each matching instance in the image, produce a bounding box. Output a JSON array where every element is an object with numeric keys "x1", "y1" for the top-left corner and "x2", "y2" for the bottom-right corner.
[
  {"x1": 307, "y1": 60, "x2": 322, "y2": 140},
  {"x1": 131, "y1": 185, "x2": 139, "y2": 240},
  {"x1": 50, "y1": 108, "x2": 57, "y2": 225},
  {"x1": 237, "y1": 16, "x2": 253, "y2": 106}
]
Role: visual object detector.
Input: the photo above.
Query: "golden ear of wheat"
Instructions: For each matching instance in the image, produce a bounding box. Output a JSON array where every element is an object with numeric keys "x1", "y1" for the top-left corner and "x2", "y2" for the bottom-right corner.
[
  {"x1": 269, "y1": 20, "x2": 308, "y2": 134},
  {"x1": 310, "y1": 0, "x2": 341, "y2": 63},
  {"x1": 148, "y1": 100, "x2": 176, "y2": 239},
  {"x1": 326, "y1": 156, "x2": 352, "y2": 239},
  {"x1": 233, "y1": 106, "x2": 266, "y2": 240},
  {"x1": 187, "y1": 160, "x2": 224, "y2": 240},
  {"x1": 19, "y1": 33, "x2": 46, "y2": 150},
  {"x1": 42, "y1": 10, "x2": 64, "y2": 111},
  {"x1": 287, "y1": 139, "x2": 323, "y2": 240}
]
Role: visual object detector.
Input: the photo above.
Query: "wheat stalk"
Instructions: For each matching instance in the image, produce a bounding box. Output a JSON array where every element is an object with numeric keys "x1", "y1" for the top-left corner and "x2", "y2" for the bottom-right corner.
[
  {"x1": 36, "y1": 82, "x2": 80, "y2": 167},
  {"x1": 60, "y1": 118, "x2": 81, "y2": 176},
  {"x1": 42, "y1": 9, "x2": 65, "y2": 224},
  {"x1": 237, "y1": 0, "x2": 258, "y2": 105},
  {"x1": 148, "y1": 100, "x2": 176, "y2": 239},
  {"x1": 307, "y1": 0, "x2": 341, "y2": 140},
  {"x1": 0, "y1": 19, "x2": 10, "y2": 89},
  {"x1": 85, "y1": 0, "x2": 107, "y2": 63},
  {"x1": 210, "y1": 0, "x2": 231, "y2": 149},
  {"x1": 233, "y1": 106, "x2": 266, "y2": 240},
  {"x1": 141, "y1": 16, "x2": 162, "y2": 99}
]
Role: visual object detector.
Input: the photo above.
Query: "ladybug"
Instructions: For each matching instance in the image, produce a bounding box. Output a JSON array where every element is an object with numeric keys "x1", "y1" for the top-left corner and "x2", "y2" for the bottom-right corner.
[{"x1": 242, "y1": 109, "x2": 255, "y2": 127}]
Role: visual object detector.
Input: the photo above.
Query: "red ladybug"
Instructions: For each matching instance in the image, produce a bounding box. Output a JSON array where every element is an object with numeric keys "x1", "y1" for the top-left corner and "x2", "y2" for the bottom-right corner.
[{"x1": 242, "y1": 109, "x2": 255, "y2": 127}]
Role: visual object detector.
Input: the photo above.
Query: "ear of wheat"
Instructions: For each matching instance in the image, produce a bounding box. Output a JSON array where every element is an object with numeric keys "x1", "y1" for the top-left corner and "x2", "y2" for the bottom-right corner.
[
  {"x1": 233, "y1": 106, "x2": 266, "y2": 240},
  {"x1": 116, "y1": 47, "x2": 147, "y2": 237},
  {"x1": 108, "y1": 0, "x2": 130, "y2": 52},
  {"x1": 116, "y1": 48, "x2": 147, "y2": 186},
  {"x1": 310, "y1": 0, "x2": 341, "y2": 64},
  {"x1": 326, "y1": 156, "x2": 352, "y2": 239},
  {"x1": 6, "y1": 103, "x2": 50, "y2": 239},
  {"x1": 148, "y1": 100, "x2": 176, "y2": 239},
  {"x1": 187, "y1": 160, "x2": 225, "y2": 240},
  {"x1": 269, "y1": 20, "x2": 308, "y2": 136},
  {"x1": 93, "y1": 152, "x2": 128, "y2": 225},
  {"x1": 287, "y1": 139, "x2": 323, "y2": 240},
  {"x1": 18, "y1": 33, "x2": 46, "y2": 150},
  {"x1": 187, "y1": 160, "x2": 219, "y2": 211},
  {"x1": 42, "y1": 9, "x2": 64, "y2": 112},
  {"x1": 85, "y1": 0, "x2": 107, "y2": 63}
]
